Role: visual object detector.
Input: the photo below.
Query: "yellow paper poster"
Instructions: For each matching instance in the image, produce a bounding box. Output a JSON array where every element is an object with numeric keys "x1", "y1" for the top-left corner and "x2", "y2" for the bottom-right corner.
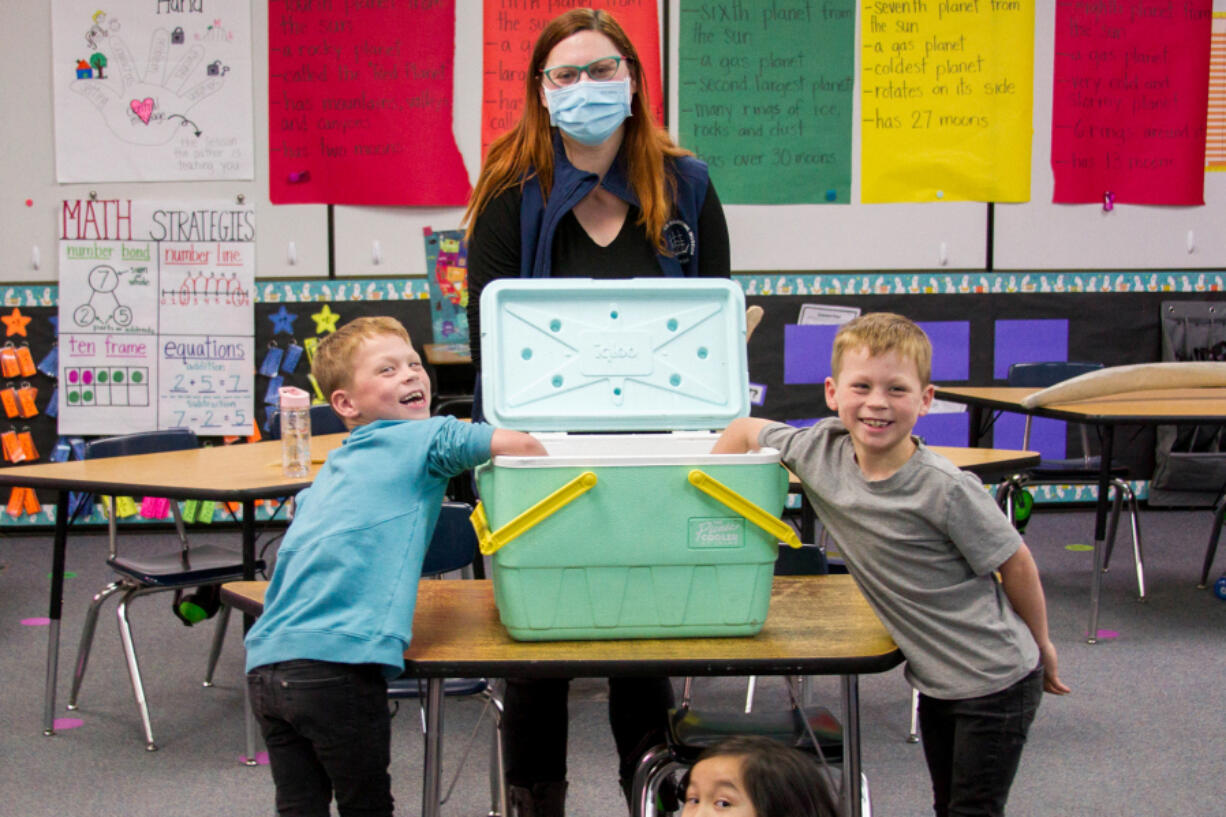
[{"x1": 861, "y1": 0, "x2": 1034, "y2": 203}]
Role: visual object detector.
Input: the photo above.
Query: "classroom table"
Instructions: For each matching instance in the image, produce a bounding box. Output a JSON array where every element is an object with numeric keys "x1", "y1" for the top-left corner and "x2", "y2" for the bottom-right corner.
[
  {"x1": 0, "y1": 433, "x2": 349, "y2": 737},
  {"x1": 221, "y1": 575, "x2": 901, "y2": 817},
  {"x1": 934, "y1": 385, "x2": 1226, "y2": 642}
]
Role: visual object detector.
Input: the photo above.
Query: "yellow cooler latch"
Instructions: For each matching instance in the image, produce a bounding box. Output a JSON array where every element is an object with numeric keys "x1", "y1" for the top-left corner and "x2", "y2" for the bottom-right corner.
[
  {"x1": 687, "y1": 469, "x2": 802, "y2": 550},
  {"x1": 471, "y1": 471, "x2": 599, "y2": 556}
]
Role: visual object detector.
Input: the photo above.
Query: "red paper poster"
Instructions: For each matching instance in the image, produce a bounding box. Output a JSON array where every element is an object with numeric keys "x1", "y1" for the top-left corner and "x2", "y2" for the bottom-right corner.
[
  {"x1": 1051, "y1": 0, "x2": 1213, "y2": 205},
  {"x1": 481, "y1": 0, "x2": 662, "y2": 156},
  {"x1": 269, "y1": 1, "x2": 470, "y2": 205}
]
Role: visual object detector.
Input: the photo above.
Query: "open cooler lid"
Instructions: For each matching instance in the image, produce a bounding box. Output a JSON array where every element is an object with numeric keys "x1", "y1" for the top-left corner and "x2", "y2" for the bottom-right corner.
[{"x1": 480, "y1": 279, "x2": 749, "y2": 432}]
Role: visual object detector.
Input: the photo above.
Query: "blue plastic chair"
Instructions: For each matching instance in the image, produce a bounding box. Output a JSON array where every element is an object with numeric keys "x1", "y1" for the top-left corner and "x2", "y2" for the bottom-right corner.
[
  {"x1": 67, "y1": 429, "x2": 262, "y2": 751},
  {"x1": 387, "y1": 501, "x2": 506, "y2": 816},
  {"x1": 998, "y1": 362, "x2": 1145, "y2": 599}
]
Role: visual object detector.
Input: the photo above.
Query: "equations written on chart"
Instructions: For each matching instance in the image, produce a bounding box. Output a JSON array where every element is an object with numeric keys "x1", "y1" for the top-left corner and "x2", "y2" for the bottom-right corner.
[{"x1": 58, "y1": 198, "x2": 255, "y2": 436}]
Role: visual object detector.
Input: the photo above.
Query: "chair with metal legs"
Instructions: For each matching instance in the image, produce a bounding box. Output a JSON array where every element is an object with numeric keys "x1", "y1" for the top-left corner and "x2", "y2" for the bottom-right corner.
[
  {"x1": 67, "y1": 429, "x2": 260, "y2": 751},
  {"x1": 997, "y1": 362, "x2": 1146, "y2": 600}
]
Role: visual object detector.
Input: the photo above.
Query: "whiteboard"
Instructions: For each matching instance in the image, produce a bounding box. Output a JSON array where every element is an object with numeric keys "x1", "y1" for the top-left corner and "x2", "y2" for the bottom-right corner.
[{"x1": 993, "y1": 1, "x2": 1226, "y2": 269}]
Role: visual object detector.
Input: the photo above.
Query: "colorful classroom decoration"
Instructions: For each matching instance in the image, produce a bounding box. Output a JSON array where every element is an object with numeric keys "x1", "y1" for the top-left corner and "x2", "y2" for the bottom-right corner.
[
  {"x1": 480, "y1": 0, "x2": 662, "y2": 156},
  {"x1": 860, "y1": 0, "x2": 1034, "y2": 203},
  {"x1": 677, "y1": 0, "x2": 854, "y2": 204},
  {"x1": 310, "y1": 304, "x2": 340, "y2": 335},
  {"x1": 51, "y1": 0, "x2": 255, "y2": 183},
  {"x1": 268, "y1": 0, "x2": 469, "y2": 205},
  {"x1": 57, "y1": 198, "x2": 255, "y2": 436},
  {"x1": 1051, "y1": 0, "x2": 1213, "y2": 204},
  {"x1": 423, "y1": 228, "x2": 469, "y2": 346}
]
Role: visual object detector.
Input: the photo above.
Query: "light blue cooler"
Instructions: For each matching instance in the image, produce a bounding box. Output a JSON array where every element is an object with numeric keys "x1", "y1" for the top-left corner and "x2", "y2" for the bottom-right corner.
[{"x1": 472, "y1": 279, "x2": 799, "y2": 641}]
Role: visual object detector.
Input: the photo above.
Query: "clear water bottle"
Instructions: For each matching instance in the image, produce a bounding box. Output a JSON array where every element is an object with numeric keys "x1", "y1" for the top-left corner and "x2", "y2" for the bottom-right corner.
[{"x1": 279, "y1": 386, "x2": 311, "y2": 478}]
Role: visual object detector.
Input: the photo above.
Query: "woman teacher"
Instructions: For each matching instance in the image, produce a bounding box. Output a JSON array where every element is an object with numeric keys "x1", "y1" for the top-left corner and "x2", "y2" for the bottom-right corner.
[{"x1": 464, "y1": 8, "x2": 731, "y2": 816}]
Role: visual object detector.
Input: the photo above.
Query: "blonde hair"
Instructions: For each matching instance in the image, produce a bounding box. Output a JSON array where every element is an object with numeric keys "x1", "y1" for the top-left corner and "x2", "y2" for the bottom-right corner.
[
  {"x1": 463, "y1": 8, "x2": 692, "y2": 253},
  {"x1": 312, "y1": 316, "x2": 412, "y2": 399},
  {"x1": 832, "y1": 312, "x2": 932, "y2": 385}
]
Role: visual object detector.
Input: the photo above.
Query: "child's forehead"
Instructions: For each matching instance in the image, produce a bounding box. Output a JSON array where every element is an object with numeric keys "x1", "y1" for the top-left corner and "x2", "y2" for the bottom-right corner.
[
  {"x1": 357, "y1": 332, "x2": 417, "y2": 357},
  {"x1": 840, "y1": 344, "x2": 924, "y2": 378}
]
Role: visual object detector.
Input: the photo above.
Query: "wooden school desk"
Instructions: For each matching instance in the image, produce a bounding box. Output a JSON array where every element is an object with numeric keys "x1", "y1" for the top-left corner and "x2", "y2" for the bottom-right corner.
[
  {"x1": 934, "y1": 386, "x2": 1226, "y2": 642},
  {"x1": 0, "y1": 432, "x2": 348, "y2": 737},
  {"x1": 222, "y1": 575, "x2": 901, "y2": 817}
]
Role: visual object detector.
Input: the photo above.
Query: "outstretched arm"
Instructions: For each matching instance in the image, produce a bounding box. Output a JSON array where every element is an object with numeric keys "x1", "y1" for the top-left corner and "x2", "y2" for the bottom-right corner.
[
  {"x1": 710, "y1": 417, "x2": 774, "y2": 454},
  {"x1": 490, "y1": 429, "x2": 547, "y2": 457},
  {"x1": 998, "y1": 543, "x2": 1071, "y2": 695}
]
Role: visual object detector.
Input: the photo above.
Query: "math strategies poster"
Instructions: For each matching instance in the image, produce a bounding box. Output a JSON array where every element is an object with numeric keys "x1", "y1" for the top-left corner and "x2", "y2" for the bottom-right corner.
[
  {"x1": 57, "y1": 199, "x2": 255, "y2": 436},
  {"x1": 51, "y1": 0, "x2": 255, "y2": 183}
]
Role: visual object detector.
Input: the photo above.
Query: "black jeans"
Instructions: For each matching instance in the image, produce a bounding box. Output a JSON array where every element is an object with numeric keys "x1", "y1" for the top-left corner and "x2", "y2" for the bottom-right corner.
[
  {"x1": 247, "y1": 660, "x2": 392, "y2": 817},
  {"x1": 918, "y1": 665, "x2": 1044, "y2": 817},
  {"x1": 502, "y1": 675, "x2": 675, "y2": 796}
]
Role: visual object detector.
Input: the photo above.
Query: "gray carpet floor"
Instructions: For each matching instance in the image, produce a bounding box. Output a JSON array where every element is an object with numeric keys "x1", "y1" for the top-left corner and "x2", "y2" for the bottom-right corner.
[{"x1": 2, "y1": 506, "x2": 1224, "y2": 816}]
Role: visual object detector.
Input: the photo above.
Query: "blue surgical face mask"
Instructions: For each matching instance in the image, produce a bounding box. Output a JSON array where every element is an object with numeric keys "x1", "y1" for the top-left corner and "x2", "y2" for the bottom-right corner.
[{"x1": 543, "y1": 77, "x2": 632, "y2": 146}]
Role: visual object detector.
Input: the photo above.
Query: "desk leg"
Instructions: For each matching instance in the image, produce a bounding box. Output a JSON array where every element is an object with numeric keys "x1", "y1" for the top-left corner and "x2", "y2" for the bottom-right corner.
[
  {"x1": 1087, "y1": 425, "x2": 1114, "y2": 645},
  {"x1": 841, "y1": 674, "x2": 863, "y2": 817},
  {"x1": 967, "y1": 405, "x2": 985, "y2": 447},
  {"x1": 43, "y1": 491, "x2": 70, "y2": 736},
  {"x1": 422, "y1": 678, "x2": 444, "y2": 817}
]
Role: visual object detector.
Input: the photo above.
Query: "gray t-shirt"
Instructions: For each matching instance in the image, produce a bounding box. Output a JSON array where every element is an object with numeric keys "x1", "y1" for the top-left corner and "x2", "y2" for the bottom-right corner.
[{"x1": 762, "y1": 419, "x2": 1039, "y2": 700}]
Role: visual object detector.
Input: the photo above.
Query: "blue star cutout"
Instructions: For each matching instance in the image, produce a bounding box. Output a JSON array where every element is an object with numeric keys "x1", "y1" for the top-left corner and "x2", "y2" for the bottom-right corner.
[
  {"x1": 269, "y1": 306, "x2": 297, "y2": 335},
  {"x1": 49, "y1": 316, "x2": 59, "y2": 336}
]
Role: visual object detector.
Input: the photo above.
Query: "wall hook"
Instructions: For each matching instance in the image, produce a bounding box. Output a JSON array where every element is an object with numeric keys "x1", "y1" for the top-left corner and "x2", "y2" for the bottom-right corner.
[
  {"x1": 287, "y1": 241, "x2": 297, "y2": 266},
  {"x1": 938, "y1": 241, "x2": 949, "y2": 266},
  {"x1": 372, "y1": 240, "x2": 383, "y2": 266},
  {"x1": 1187, "y1": 229, "x2": 1196, "y2": 254},
  {"x1": 31, "y1": 246, "x2": 40, "y2": 271}
]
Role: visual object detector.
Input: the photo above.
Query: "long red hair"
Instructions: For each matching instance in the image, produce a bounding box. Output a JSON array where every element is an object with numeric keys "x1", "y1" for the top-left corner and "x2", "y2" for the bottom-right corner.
[{"x1": 463, "y1": 9, "x2": 691, "y2": 252}]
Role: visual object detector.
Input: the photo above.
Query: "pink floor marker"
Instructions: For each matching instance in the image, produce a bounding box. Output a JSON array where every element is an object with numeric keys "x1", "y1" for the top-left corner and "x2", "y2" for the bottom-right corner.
[
  {"x1": 20, "y1": 617, "x2": 51, "y2": 626},
  {"x1": 239, "y1": 751, "x2": 270, "y2": 765},
  {"x1": 53, "y1": 717, "x2": 84, "y2": 730},
  {"x1": 1092, "y1": 629, "x2": 1119, "y2": 640}
]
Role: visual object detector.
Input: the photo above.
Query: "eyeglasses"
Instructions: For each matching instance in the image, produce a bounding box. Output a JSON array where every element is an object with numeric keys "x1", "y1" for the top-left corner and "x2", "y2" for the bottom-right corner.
[{"x1": 540, "y1": 56, "x2": 629, "y2": 87}]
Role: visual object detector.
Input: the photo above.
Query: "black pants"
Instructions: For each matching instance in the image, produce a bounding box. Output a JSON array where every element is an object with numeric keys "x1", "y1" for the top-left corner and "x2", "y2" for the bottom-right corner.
[
  {"x1": 247, "y1": 660, "x2": 392, "y2": 817},
  {"x1": 918, "y1": 666, "x2": 1044, "y2": 817},
  {"x1": 502, "y1": 675, "x2": 675, "y2": 795}
]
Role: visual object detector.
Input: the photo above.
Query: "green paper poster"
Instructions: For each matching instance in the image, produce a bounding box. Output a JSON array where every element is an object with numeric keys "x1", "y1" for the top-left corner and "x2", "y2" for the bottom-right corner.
[{"x1": 678, "y1": 0, "x2": 855, "y2": 204}]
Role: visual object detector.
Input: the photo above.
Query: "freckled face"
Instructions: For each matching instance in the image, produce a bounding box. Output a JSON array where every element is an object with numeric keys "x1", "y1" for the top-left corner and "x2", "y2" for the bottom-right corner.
[{"x1": 333, "y1": 334, "x2": 431, "y2": 425}]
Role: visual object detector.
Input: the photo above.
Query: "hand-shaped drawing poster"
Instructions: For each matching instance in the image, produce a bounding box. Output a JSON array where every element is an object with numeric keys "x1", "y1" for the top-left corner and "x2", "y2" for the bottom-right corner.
[
  {"x1": 51, "y1": 0, "x2": 254, "y2": 182},
  {"x1": 58, "y1": 198, "x2": 255, "y2": 436}
]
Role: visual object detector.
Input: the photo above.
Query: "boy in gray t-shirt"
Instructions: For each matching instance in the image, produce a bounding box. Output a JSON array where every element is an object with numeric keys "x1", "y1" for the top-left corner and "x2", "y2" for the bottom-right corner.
[{"x1": 713, "y1": 312, "x2": 1068, "y2": 817}]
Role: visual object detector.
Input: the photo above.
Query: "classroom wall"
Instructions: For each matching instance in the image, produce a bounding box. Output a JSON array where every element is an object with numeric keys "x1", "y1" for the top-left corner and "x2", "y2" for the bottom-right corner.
[{"x1": 6, "y1": 1, "x2": 1225, "y2": 281}]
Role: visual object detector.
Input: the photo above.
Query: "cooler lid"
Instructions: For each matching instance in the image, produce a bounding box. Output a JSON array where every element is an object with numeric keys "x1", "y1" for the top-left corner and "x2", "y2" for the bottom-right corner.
[{"x1": 480, "y1": 279, "x2": 749, "y2": 432}]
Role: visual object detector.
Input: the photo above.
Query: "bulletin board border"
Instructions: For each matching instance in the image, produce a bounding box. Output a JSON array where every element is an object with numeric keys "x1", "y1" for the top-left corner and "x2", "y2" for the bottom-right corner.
[{"x1": 0, "y1": 271, "x2": 1221, "y2": 310}]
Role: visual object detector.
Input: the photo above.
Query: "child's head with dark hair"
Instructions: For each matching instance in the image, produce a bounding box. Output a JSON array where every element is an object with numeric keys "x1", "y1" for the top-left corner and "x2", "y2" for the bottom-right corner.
[{"x1": 681, "y1": 735, "x2": 840, "y2": 817}]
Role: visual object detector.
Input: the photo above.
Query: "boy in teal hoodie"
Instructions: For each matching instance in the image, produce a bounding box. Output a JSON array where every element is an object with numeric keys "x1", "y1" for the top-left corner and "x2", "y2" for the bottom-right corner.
[{"x1": 245, "y1": 316, "x2": 544, "y2": 817}]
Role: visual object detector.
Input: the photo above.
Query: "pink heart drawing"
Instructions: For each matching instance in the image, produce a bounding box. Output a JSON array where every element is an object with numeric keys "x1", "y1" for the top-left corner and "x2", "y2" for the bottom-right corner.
[{"x1": 130, "y1": 97, "x2": 154, "y2": 124}]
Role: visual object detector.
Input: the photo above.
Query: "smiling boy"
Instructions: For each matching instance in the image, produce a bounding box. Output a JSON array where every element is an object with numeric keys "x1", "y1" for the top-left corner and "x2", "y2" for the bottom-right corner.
[
  {"x1": 245, "y1": 316, "x2": 545, "y2": 817},
  {"x1": 712, "y1": 312, "x2": 1067, "y2": 817}
]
